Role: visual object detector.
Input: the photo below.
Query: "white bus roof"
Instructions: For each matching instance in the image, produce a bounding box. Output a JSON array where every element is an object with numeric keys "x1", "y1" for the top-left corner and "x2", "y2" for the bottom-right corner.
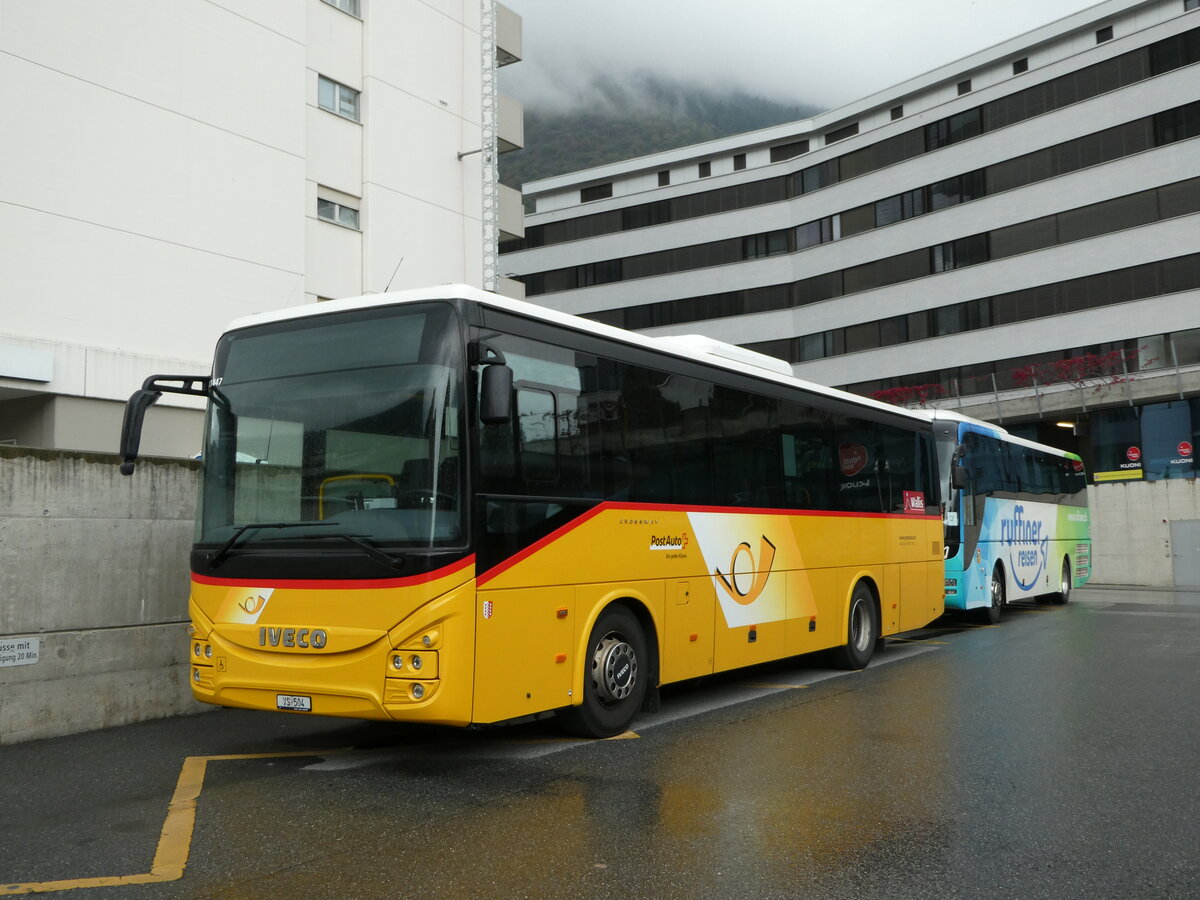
[
  {"x1": 927, "y1": 410, "x2": 1080, "y2": 459},
  {"x1": 225, "y1": 284, "x2": 932, "y2": 425}
]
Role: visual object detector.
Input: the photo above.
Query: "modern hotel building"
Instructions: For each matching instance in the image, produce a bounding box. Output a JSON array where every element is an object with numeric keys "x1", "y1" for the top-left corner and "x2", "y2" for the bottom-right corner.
[{"x1": 502, "y1": 0, "x2": 1200, "y2": 489}]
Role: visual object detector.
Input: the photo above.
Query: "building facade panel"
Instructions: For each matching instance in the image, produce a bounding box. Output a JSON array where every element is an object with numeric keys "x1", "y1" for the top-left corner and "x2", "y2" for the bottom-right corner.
[{"x1": 0, "y1": 0, "x2": 523, "y2": 451}]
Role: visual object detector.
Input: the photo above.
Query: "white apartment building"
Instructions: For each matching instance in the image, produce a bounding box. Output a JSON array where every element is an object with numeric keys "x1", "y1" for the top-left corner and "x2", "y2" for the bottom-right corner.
[
  {"x1": 503, "y1": 0, "x2": 1200, "y2": 485},
  {"x1": 0, "y1": 0, "x2": 524, "y2": 457}
]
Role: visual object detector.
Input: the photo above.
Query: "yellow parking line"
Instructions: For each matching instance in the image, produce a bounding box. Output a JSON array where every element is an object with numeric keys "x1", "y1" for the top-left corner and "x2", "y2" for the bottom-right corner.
[{"x1": 1, "y1": 750, "x2": 344, "y2": 895}]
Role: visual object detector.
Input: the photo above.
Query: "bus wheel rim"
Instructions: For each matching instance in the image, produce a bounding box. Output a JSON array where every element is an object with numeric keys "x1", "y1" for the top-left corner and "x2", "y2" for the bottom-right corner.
[
  {"x1": 851, "y1": 601, "x2": 871, "y2": 652},
  {"x1": 593, "y1": 634, "x2": 637, "y2": 704}
]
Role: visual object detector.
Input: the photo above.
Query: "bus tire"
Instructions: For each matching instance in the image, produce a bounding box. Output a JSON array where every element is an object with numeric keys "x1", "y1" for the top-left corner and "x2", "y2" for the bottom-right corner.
[
  {"x1": 1052, "y1": 557, "x2": 1072, "y2": 605},
  {"x1": 981, "y1": 566, "x2": 1004, "y2": 624},
  {"x1": 828, "y1": 582, "x2": 878, "y2": 670},
  {"x1": 558, "y1": 605, "x2": 647, "y2": 739}
]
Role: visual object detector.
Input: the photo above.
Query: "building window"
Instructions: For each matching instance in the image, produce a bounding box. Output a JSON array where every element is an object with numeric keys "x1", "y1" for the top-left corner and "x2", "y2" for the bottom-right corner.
[
  {"x1": 321, "y1": 0, "x2": 361, "y2": 16},
  {"x1": 957, "y1": 79, "x2": 972, "y2": 95},
  {"x1": 658, "y1": 170, "x2": 670, "y2": 186},
  {"x1": 1188, "y1": 0, "x2": 1200, "y2": 11},
  {"x1": 769, "y1": 140, "x2": 809, "y2": 162},
  {"x1": 1012, "y1": 57, "x2": 1029, "y2": 74},
  {"x1": 580, "y1": 183, "x2": 613, "y2": 203},
  {"x1": 1096, "y1": 25, "x2": 1114, "y2": 43},
  {"x1": 318, "y1": 197, "x2": 360, "y2": 229},
  {"x1": 891, "y1": 105, "x2": 904, "y2": 120},
  {"x1": 742, "y1": 231, "x2": 788, "y2": 259},
  {"x1": 698, "y1": 161, "x2": 712, "y2": 178},
  {"x1": 318, "y1": 75, "x2": 360, "y2": 121},
  {"x1": 733, "y1": 154, "x2": 747, "y2": 171},
  {"x1": 826, "y1": 122, "x2": 860, "y2": 144}
]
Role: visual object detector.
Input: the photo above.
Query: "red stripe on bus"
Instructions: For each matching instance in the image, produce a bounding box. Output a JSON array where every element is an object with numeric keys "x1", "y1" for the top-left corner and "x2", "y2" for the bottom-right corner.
[
  {"x1": 191, "y1": 555, "x2": 476, "y2": 591},
  {"x1": 476, "y1": 504, "x2": 611, "y2": 587},
  {"x1": 474, "y1": 501, "x2": 939, "y2": 586}
]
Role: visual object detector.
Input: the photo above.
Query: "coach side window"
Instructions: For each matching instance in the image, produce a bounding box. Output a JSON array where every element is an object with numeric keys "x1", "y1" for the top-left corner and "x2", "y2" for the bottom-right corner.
[{"x1": 779, "y1": 403, "x2": 838, "y2": 511}]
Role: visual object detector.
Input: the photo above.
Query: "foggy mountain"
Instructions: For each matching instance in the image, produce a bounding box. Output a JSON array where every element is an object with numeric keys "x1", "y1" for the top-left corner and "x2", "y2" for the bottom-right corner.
[{"x1": 499, "y1": 73, "x2": 821, "y2": 191}]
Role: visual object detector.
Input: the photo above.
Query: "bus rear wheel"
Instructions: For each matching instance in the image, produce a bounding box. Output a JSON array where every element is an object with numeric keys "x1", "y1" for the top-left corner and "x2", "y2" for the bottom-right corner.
[
  {"x1": 828, "y1": 582, "x2": 878, "y2": 670},
  {"x1": 1053, "y1": 557, "x2": 1072, "y2": 605},
  {"x1": 558, "y1": 605, "x2": 647, "y2": 739}
]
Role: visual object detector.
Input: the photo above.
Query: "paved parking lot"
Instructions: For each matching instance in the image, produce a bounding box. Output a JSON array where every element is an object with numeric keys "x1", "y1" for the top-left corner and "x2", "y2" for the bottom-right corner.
[{"x1": 3, "y1": 586, "x2": 1198, "y2": 898}]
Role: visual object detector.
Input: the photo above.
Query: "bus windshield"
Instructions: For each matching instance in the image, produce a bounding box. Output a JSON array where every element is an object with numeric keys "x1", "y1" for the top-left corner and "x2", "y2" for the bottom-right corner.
[{"x1": 197, "y1": 302, "x2": 464, "y2": 552}]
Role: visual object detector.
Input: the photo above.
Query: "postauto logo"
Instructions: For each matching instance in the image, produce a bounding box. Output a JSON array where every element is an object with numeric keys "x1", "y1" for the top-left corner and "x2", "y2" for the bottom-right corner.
[{"x1": 1000, "y1": 503, "x2": 1049, "y2": 592}]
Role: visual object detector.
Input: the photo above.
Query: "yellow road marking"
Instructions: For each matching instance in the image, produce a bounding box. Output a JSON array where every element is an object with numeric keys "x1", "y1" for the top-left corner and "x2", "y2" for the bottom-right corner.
[{"x1": 1, "y1": 750, "x2": 344, "y2": 895}]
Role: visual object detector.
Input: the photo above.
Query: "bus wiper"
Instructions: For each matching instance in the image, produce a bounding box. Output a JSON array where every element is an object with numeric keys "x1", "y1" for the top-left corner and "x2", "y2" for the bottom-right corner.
[
  {"x1": 209, "y1": 521, "x2": 333, "y2": 568},
  {"x1": 318, "y1": 532, "x2": 405, "y2": 570},
  {"x1": 208, "y1": 523, "x2": 404, "y2": 570}
]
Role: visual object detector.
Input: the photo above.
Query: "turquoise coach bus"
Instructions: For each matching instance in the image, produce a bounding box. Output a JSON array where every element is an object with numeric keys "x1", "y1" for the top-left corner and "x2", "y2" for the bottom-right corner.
[{"x1": 929, "y1": 412, "x2": 1091, "y2": 622}]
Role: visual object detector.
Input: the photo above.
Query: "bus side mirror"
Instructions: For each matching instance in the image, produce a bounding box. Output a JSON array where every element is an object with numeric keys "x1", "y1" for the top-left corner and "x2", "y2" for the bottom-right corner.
[
  {"x1": 480, "y1": 364, "x2": 513, "y2": 424},
  {"x1": 951, "y1": 466, "x2": 969, "y2": 491},
  {"x1": 119, "y1": 375, "x2": 211, "y2": 475},
  {"x1": 119, "y1": 388, "x2": 162, "y2": 475}
]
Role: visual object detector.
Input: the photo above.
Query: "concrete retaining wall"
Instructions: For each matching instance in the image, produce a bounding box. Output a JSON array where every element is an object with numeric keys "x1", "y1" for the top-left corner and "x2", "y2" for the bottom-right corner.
[
  {"x1": 0, "y1": 448, "x2": 201, "y2": 745},
  {"x1": 1088, "y1": 478, "x2": 1200, "y2": 587}
]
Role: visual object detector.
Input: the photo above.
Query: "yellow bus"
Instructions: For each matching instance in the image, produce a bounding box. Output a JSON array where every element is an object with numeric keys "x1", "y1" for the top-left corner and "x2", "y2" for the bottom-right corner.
[{"x1": 120, "y1": 285, "x2": 945, "y2": 737}]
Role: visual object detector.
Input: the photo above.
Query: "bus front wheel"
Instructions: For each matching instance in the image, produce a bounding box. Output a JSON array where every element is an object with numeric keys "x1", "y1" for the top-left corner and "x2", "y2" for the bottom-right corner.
[
  {"x1": 558, "y1": 605, "x2": 647, "y2": 739},
  {"x1": 982, "y1": 566, "x2": 1005, "y2": 624},
  {"x1": 828, "y1": 582, "x2": 878, "y2": 670}
]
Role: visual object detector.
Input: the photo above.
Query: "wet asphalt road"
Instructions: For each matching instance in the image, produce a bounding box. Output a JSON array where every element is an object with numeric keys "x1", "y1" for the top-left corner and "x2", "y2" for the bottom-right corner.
[{"x1": 2, "y1": 586, "x2": 1198, "y2": 899}]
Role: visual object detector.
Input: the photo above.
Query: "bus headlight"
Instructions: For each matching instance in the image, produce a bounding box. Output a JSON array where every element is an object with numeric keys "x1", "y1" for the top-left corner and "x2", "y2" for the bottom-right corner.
[
  {"x1": 385, "y1": 650, "x2": 439, "y2": 680},
  {"x1": 411, "y1": 683, "x2": 425, "y2": 700}
]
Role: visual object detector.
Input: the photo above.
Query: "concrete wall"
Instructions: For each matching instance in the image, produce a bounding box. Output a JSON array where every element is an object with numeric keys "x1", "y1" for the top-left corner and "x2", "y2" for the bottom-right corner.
[
  {"x1": 0, "y1": 447, "x2": 200, "y2": 745},
  {"x1": 1088, "y1": 477, "x2": 1200, "y2": 587}
]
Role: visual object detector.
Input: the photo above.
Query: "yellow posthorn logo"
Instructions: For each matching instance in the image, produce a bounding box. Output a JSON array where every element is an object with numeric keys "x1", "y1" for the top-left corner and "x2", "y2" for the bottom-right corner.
[
  {"x1": 714, "y1": 536, "x2": 777, "y2": 606},
  {"x1": 239, "y1": 594, "x2": 268, "y2": 614}
]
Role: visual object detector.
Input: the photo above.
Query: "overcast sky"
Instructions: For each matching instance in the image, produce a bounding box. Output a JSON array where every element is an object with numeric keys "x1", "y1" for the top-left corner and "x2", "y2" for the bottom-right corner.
[{"x1": 499, "y1": 0, "x2": 1105, "y2": 111}]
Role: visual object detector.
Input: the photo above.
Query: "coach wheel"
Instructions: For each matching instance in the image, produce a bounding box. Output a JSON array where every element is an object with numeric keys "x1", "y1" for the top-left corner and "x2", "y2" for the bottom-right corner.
[
  {"x1": 828, "y1": 582, "x2": 878, "y2": 670},
  {"x1": 982, "y1": 566, "x2": 1005, "y2": 624},
  {"x1": 558, "y1": 605, "x2": 647, "y2": 739},
  {"x1": 1053, "y1": 558, "x2": 1072, "y2": 605}
]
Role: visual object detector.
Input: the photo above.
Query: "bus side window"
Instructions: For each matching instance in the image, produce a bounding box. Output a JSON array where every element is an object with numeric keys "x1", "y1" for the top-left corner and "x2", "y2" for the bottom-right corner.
[
  {"x1": 516, "y1": 387, "x2": 558, "y2": 484},
  {"x1": 779, "y1": 400, "x2": 836, "y2": 510}
]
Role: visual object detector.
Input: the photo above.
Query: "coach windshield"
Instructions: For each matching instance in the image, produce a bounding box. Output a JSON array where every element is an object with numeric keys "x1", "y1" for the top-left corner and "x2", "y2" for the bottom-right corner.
[{"x1": 195, "y1": 302, "x2": 465, "y2": 562}]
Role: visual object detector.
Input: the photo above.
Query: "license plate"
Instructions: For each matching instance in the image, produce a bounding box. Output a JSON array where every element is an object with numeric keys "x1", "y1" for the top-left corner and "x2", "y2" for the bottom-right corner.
[{"x1": 276, "y1": 694, "x2": 312, "y2": 712}]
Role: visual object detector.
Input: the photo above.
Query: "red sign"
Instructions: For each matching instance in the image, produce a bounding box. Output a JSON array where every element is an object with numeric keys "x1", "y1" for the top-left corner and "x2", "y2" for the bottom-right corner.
[
  {"x1": 1179, "y1": 441, "x2": 1194, "y2": 458},
  {"x1": 1126, "y1": 446, "x2": 1141, "y2": 462},
  {"x1": 903, "y1": 491, "x2": 926, "y2": 514},
  {"x1": 838, "y1": 443, "x2": 868, "y2": 477}
]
